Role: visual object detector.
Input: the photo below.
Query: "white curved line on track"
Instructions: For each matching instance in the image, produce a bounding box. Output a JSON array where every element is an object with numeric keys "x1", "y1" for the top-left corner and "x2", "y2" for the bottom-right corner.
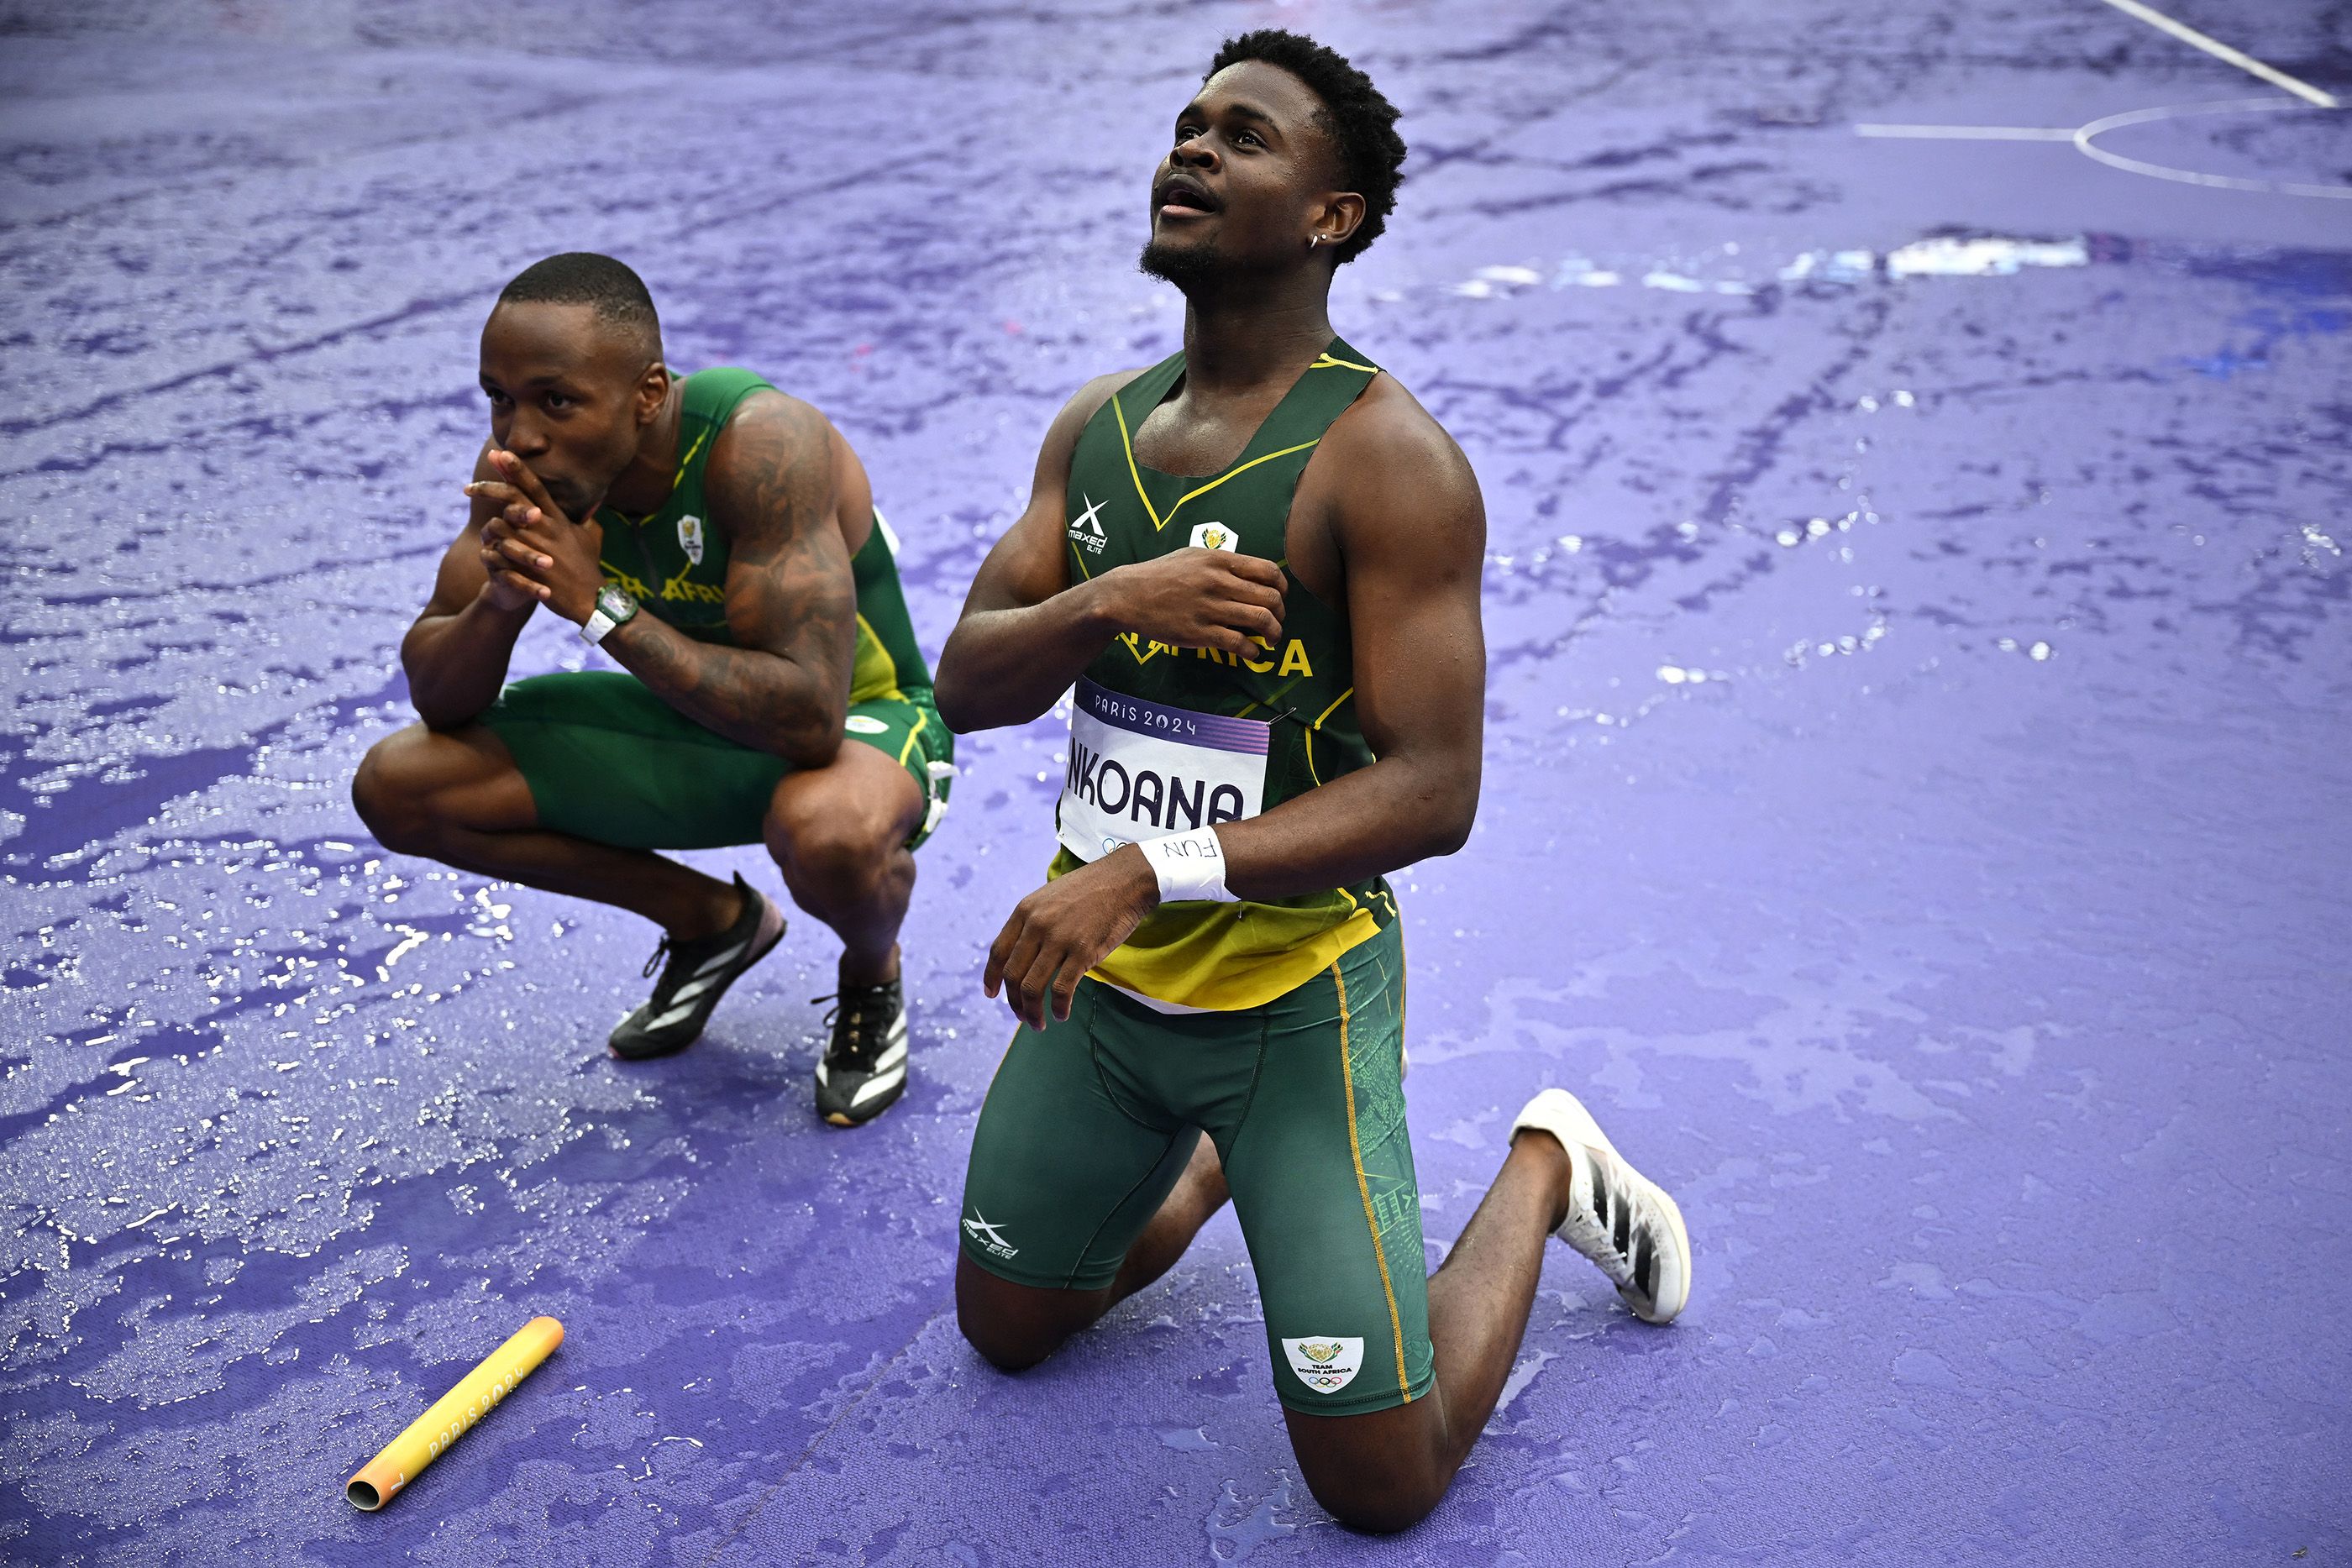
[
  {"x1": 2073, "y1": 97, "x2": 2352, "y2": 201},
  {"x1": 1854, "y1": 100, "x2": 2352, "y2": 202}
]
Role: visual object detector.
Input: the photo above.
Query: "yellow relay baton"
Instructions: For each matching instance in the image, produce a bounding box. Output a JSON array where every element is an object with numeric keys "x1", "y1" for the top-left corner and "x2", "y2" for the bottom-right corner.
[{"x1": 346, "y1": 1315, "x2": 564, "y2": 1510}]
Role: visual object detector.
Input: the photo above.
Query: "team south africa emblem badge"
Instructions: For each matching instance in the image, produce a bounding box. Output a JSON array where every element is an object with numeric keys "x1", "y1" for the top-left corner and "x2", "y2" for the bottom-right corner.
[{"x1": 1282, "y1": 1336, "x2": 1364, "y2": 1393}]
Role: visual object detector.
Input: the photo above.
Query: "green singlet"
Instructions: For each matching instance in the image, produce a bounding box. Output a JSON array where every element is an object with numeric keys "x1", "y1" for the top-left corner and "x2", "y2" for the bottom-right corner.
[
  {"x1": 1050, "y1": 340, "x2": 1399, "y2": 1013},
  {"x1": 960, "y1": 340, "x2": 1433, "y2": 1417},
  {"x1": 479, "y1": 368, "x2": 953, "y2": 851}
]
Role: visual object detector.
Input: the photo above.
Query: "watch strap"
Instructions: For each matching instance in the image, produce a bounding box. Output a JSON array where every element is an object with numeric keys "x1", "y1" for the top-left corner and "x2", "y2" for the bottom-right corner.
[{"x1": 580, "y1": 585, "x2": 637, "y2": 646}]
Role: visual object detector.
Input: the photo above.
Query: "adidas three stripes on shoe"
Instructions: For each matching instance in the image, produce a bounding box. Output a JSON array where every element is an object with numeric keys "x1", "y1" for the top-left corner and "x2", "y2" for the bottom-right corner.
[
  {"x1": 1512, "y1": 1087, "x2": 1693, "y2": 1324},
  {"x1": 607, "y1": 875, "x2": 786, "y2": 1061}
]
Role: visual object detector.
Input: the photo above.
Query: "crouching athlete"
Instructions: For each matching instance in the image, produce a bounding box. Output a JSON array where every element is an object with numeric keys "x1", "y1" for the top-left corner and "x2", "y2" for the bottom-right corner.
[
  {"x1": 934, "y1": 33, "x2": 1693, "y2": 1530},
  {"x1": 353, "y1": 253, "x2": 949, "y2": 1125}
]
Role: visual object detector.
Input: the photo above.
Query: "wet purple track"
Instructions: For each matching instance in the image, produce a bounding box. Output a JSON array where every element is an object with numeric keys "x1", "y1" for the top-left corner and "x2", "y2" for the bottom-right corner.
[{"x1": 4, "y1": 3, "x2": 2349, "y2": 1564}]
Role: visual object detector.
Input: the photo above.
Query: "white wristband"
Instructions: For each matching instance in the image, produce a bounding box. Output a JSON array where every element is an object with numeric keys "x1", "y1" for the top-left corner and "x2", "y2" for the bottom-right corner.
[
  {"x1": 579, "y1": 608, "x2": 618, "y2": 646},
  {"x1": 1139, "y1": 827, "x2": 1236, "y2": 904}
]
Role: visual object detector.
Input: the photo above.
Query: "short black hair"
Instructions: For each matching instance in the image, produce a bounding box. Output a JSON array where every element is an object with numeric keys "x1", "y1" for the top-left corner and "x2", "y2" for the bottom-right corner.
[
  {"x1": 1207, "y1": 30, "x2": 1406, "y2": 265},
  {"x1": 496, "y1": 252, "x2": 660, "y2": 350}
]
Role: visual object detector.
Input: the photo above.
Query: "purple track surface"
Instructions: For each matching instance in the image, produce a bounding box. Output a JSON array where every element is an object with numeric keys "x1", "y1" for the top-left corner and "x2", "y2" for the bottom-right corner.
[{"x1": 4, "y1": 3, "x2": 2349, "y2": 1564}]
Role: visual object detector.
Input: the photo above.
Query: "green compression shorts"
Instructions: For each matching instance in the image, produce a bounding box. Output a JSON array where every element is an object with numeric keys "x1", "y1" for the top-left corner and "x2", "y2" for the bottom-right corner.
[
  {"x1": 478, "y1": 670, "x2": 953, "y2": 852},
  {"x1": 958, "y1": 920, "x2": 1432, "y2": 1416}
]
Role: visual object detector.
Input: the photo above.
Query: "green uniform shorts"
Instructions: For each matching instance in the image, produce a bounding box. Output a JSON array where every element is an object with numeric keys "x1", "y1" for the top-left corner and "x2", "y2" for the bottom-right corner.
[
  {"x1": 479, "y1": 670, "x2": 953, "y2": 852},
  {"x1": 958, "y1": 921, "x2": 1432, "y2": 1416}
]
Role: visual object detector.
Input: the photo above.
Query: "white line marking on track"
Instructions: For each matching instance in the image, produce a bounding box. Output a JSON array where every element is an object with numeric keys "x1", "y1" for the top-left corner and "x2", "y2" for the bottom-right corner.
[
  {"x1": 2095, "y1": 0, "x2": 2339, "y2": 110},
  {"x1": 2074, "y1": 98, "x2": 2352, "y2": 199},
  {"x1": 1854, "y1": 124, "x2": 2078, "y2": 140}
]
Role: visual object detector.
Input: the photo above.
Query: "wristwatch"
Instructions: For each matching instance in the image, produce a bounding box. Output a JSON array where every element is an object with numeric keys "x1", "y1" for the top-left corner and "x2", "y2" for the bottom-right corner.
[{"x1": 580, "y1": 583, "x2": 639, "y2": 646}]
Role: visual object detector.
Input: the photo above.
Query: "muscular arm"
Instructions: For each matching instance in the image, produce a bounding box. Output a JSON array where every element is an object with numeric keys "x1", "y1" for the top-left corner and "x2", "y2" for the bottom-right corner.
[
  {"x1": 601, "y1": 396, "x2": 855, "y2": 766},
  {"x1": 935, "y1": 371, "x2": 1288, "y2": 732},
  {"x1": 934, "y1": 374, "x2": 1131, "y2": 732},
  {"x1": 1211, "y1": 386, "x2": 1486, "y2": 895},
  {"x1": 400, "y1": 443, "x2": 537, "y2": 730}
]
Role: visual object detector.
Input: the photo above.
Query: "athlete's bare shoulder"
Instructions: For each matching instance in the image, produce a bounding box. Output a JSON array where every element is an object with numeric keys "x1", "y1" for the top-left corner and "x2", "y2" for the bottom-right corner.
[
  {"x1": 1327, "y1": 373, "x2": 1474, "y2": 485},
  {"x1": 711, "y1": 385, "x2": 830, "y2": 461},
  {"x1": 714, "y1": 384, "x2": 878, "y2": 543},
  {"x1": 1049, "y1": 367, "x2": 1151, "y2": 445},
  {"x1": 1016, "y1": 367, "x2": 1150, "y2": 491},
  {"x1": 702, "y1": 385, "x2": 836, "y2": 542},
  {"x1": 1074, "y1": 366, "x2": 1153, "y2": 415},
  {"x1": 1310, "y1": 370, "x2": 1482, "y2": 541}
]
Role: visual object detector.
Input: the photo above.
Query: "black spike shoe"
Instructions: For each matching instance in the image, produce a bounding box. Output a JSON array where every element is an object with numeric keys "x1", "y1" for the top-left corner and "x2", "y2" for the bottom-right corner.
[
  {"x1": 607, "y1": 876, "x2": 785, "y2": 1060},
  {"x1": 813, "y1": 977, "x2": 908, "y2": 1126}
]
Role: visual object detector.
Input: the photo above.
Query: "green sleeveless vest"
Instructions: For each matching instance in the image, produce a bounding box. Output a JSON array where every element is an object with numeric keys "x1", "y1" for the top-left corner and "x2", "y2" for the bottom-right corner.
[
  {"x1": 1051, "y1": 338, "x2": 1398, "y2": 1011},
  {"x1": 595, "y1": 369, "x2": 932, "y2": 704}
]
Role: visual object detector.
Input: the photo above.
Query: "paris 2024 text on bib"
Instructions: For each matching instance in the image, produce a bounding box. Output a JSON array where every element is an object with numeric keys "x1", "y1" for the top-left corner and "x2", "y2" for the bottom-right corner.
[{"x1": 1058, "y1": 677, "x2": 1268, "y2": 867}]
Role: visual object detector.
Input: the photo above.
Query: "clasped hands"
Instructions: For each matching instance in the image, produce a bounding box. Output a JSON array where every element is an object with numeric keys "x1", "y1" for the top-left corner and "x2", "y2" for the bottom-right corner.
[{"x1": 463, "y1": 449, "x2": 606, "y2": 623}]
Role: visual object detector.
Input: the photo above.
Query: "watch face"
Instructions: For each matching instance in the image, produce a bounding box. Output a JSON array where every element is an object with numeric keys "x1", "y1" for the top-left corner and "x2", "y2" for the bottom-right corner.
[{"x1": 596, "y1": 585, "x2": 637, "y2": 620}]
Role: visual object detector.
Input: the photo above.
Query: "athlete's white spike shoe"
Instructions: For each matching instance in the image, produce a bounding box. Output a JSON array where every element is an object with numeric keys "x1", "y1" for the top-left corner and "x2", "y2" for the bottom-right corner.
[{"x1": 1512, "y1": 1088, "x2": 1691, "y2": 1324}]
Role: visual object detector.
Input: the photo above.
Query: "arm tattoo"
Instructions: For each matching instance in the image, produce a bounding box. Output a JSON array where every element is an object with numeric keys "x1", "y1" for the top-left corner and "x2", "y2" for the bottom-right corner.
[{"x1": 612, "y1": 396, "x2": 856, "y2": 765}]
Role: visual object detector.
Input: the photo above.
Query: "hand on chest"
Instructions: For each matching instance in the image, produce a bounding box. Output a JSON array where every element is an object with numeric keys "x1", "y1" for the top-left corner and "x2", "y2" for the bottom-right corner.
[
  {"x1": 1124, "y1": 412, "x2": 1336, "y2": 597},
  {"x1": 1084, "y1": 348, "x2": 1382, "y2": 602}
]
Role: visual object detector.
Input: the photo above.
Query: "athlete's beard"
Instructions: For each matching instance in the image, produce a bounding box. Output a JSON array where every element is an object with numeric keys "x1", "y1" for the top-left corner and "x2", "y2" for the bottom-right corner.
[{"x1": 1137, "y1": 238, "x2": 1229, "y2": 295}]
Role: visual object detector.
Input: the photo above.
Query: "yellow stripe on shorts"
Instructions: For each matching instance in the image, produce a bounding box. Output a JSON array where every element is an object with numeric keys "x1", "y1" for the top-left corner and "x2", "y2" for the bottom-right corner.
[{"x1": 1335, "y1": 962, "x2": 1412, "y2": 1401}]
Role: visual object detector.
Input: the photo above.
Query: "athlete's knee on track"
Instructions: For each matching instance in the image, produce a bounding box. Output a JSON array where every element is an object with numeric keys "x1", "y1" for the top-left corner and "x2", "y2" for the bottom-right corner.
[
  {"x1": 1287, "y1": 1403, "x2": 1453, "y2": 1534},
  {"x1": 954, "y1": 1306, "x2": 1053, "y2": 1373},
  {"x1": 1306, "y1": 1471, "x2": 1447, "y2": 1535},
  {"x1": 953, "y1": 1258, "x2": 1064, "y2": 1373}
]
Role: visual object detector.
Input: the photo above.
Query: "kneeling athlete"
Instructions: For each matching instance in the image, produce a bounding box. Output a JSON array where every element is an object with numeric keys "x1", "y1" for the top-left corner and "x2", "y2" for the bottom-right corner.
[{"x1": 934, "y1": 32, "x2": 1693, "y2": 1529}]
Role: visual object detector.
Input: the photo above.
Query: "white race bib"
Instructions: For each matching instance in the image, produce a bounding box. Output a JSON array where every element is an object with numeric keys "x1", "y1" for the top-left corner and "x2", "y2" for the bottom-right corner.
[{"x1": 1058, "y1": 678, "x2": 1268, "y2": 863}]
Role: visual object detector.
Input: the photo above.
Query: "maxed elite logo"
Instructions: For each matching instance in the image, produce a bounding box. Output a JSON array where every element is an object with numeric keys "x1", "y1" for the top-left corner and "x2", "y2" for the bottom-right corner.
[
  {"x1": 1068, "y1": 492, "x2": 1109, "y2": 555},
  {"x1": 1283, "y1": 1336, "x2": 1364, "y2": 1394},
  {"x1": 963, "y1": 1212, "x2": 1019, "y2": 1261}
]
